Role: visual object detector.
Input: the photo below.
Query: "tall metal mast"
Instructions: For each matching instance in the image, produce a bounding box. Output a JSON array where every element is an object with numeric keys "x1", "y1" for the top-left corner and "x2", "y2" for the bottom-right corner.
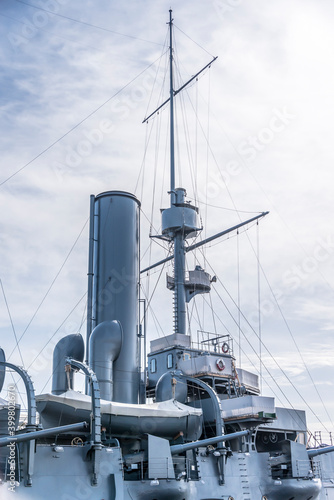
[
  {"x1": 169, "y1": 9, "x2": 176, "y2": 206},
  {"x1": 167, "y1": 10, "x2": 187, "y2": 334},
  {"x1": 143, "y1": 13, "x2": 268, "y2": 338},
  {"x1": 144, "y1": 12, "x2": 220, "y2": 335}
]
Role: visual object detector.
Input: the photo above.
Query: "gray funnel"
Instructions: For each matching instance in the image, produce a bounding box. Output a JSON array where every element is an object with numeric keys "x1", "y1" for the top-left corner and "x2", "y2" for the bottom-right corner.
[{"x1": 86, "y1": 191, "x2": 140, "y2": 404}]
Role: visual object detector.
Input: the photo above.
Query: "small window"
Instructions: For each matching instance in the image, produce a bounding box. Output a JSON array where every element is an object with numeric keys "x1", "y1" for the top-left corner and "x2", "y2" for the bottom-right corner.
[
  {"x1": 296, "y1": 432, "x2": 305, "y2": 445},
  {"x1": 167, "y1": 353, "x2": 173, "y2": 369},
  {"x1": 150, "y1": 358, "x2": 157, "y2": 373},
  {"x1": 183, "y1": 352, "x2": 191, "y2": 361}
]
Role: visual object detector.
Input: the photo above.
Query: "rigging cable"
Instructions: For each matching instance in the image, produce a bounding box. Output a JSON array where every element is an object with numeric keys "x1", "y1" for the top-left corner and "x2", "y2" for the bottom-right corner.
[
  {"x1": 175, "y1": 76, "x2": 197, "y2": 198},
  {"x1": 135, "y1": 33, "x2": 169, "y2": 201},
  {"x1": 204, "y1": 69, "x2": 211, "y2": 330},
  {"x1": 187, "y1": 299, "x2": 197, "y2": 335},
  {"x1": 237, "y1": 230, "x2": 241, "y2": 366},
  {"x1": 199, "y1": 87, "x2": 334, "y2": 298},
  {"x1": 0, "y1": 54, "x2": 167, "y2": 188},
  {"x1": 0, "y1": 279, "x2": 27, "y2": 409},
  {"x1": 173, "y1": 24, "x2": 215, "y2": 58},
  {"x1": 257, "y1": 221, "x2": 263, "y2": 393},
  {"x1": 197, "y1": 200, "x2": 266, "y2": 214},
  {"x1": 203, "y1": 250, "x2": 332, "y2": 434},
  {"x1": 172, "y1": 38, "x2": 197, "y2": 197},
  {"x1": 7, "y1": 217, "x2": 89, "y2": 361},
  {"x1": 194, "y1": 77, "x2": 199, "y2": 203},
  {"x1": 30, "y1": 290, "x2": 87, "y2": 393},
  {"x1": 209, "y1": 292, "x2": 218, "y2": 336},
  {"x1": 0, "y1": 279, "x2": 25, "y2": 368},
  {"x1": 139, "y1": 283, "x2": 167, "y2": 340},
  {"x1": 188, "y1": 233, "x2": 324, "y2": 434},
  {"x1": 236, "y1": 211, "x2": 334, "y2": 431},
  {"x1": 15, "y1": 0, "x2": 164, "y2": 46},
  {"x1": 180, "y1": 84, "x2": 333, "y2": 429},
  {"x1": 44, "y1": 275, "x2": 121, "y2": 395},
  {"x1": 256, "y1": 253, "x2": 334, "y2": 430},
  {"x1": 0, "y1": 12, "x2": 104, "y2": 52},
  {"x1": 199, "y1": 291, "x2": 314, "y2": 433}
]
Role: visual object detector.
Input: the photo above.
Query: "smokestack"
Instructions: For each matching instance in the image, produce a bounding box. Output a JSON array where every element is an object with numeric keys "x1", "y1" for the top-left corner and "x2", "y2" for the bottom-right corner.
[{"x1": 86, "y1": 191, "x2": 140, "y2": 404}]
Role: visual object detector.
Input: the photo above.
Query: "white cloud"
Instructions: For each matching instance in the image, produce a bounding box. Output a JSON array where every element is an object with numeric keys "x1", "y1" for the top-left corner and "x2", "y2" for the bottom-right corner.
[{"x1": 0, "y1": 0, "x2": 333, "y2": 434}]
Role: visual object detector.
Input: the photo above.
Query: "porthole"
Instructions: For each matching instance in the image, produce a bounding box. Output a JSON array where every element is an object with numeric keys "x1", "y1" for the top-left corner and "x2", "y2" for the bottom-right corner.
[
  {"x1": 167, "y1": 353, "x2": 173, "y2": 369},
  {"x1": 150, "y1": 358, "x2": 157, "y2": 373}
]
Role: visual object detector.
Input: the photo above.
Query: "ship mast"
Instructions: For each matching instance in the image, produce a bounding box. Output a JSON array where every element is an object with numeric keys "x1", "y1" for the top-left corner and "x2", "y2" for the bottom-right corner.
[
  {"x1": 142, "y1": 12, "x2": 267, "y2": 335},
  {"x1": 166, "y1": 12, "x2": 221, "y2": 334},
  {"x1": 169, "y1": 9, "x2": 176, "y2": 206},
  {"x1": 168, "y1": 10, "x2": 187, "y2": 334}
]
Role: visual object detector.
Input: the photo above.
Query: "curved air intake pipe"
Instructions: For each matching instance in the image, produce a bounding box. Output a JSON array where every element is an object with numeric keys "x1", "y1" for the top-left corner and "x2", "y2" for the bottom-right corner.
[
  {"x1": 89, "y1": 320, "x2": 122, "y2": 401},
  {"x1": 51, "y1": 334, "x2": 85, "y2": 395}
]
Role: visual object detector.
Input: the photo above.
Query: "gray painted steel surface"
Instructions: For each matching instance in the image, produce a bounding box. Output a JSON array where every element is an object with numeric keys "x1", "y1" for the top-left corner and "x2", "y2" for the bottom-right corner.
[
  {"x1": 91, "y1": 191, "x2": 140, "y2": 404},
  {"x1": 88, "y1": 320, "x2": 122, "y2": 401},
  {"x1": 0, "y1": 11, "x2": 333, "y2": 498},
  {"x1": 51, "y1": 334, "x2": 84, "y2": 395}
]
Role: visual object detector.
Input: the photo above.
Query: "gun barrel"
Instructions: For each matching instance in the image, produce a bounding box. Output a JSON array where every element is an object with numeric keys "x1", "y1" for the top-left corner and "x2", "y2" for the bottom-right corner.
[
  {"x1": 170, "y1": 429, "x2": 249, "y2": 455},
  {"x1": 308, "y1": 445, "x2": 334, "y2": 458},
  {"x1": 0, "y1": 421, "x2": 88, "y2": 447}
]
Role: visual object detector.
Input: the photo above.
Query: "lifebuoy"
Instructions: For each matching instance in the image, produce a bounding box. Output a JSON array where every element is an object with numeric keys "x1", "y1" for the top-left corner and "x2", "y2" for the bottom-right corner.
[
  {"x1": 222, "y1": 342, "x2": 229, "y2": 354},
  {"x1": 216, "y1": 358, "x2": 225, "y2": 371},
  {"x1": 269, "y1": 433, "x2": 278, "y2": 444}
]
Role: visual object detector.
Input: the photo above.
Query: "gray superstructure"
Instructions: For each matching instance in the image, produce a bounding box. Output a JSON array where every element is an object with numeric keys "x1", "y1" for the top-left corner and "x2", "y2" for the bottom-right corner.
[{"x1": 0, "y1": 9, "x2": 333, "y2": 500}]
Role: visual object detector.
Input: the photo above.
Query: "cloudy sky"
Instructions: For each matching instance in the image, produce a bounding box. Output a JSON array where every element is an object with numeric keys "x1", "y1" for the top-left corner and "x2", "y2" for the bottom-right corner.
[{"x1": 0, "y1": 0, "x2": 333, "y2": 438}]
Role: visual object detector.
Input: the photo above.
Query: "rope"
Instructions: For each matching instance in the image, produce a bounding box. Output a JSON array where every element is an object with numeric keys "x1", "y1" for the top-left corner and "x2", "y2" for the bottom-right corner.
[
  {"x1": 15, "y1": 0, "x2": 164, "y2": 47},
  {"x1": 257, "y1": 222, "x2": 262, "y2": 393},
  {"x1": 0, "y1": 54, "x2": 167, "y2": 188},
  {"x1": 0, "y1": 279, "x2": 25, "y2": 368},
  {"x1": 7, "y1": 218, "x2": 89, "y2": 360},
  {"x1": 202, "y1": 250, "x2": 332, "y2": 434},
  {"x1": 237, "y1": 230, "x2": 241, "y2": 366}
]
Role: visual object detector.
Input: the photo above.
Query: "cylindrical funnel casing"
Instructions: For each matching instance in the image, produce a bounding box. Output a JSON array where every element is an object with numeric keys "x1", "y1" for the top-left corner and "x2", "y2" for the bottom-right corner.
[{"x1": 92, "y1": 191, "x2": 140, "y2": 404}]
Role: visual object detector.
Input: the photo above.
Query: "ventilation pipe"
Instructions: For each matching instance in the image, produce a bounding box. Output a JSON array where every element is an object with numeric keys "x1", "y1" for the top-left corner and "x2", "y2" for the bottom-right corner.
[
  {"x1": 89, "y1": 320, "x2": 122, "y2": 401},
  {"x1": 51, "y1": 334, "x2": 84, "y2": 395}
]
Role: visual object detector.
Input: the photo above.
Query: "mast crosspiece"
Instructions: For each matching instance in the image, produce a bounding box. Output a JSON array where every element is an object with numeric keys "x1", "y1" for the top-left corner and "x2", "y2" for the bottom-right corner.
[{"x1": 143, "y1": 11, "x2": 268, "y2": 336}]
